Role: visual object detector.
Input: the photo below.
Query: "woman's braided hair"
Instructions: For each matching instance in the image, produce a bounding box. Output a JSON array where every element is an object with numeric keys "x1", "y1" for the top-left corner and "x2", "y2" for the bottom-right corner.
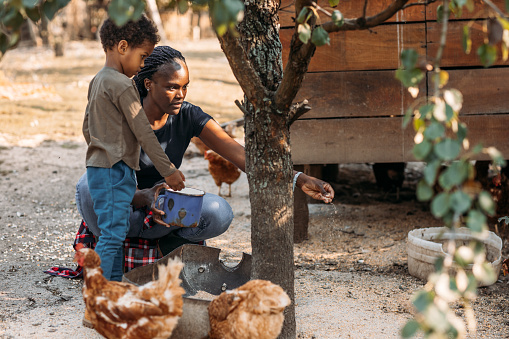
[{"x1": 133, "y1": 46, "x2": 186, "y2": 99}]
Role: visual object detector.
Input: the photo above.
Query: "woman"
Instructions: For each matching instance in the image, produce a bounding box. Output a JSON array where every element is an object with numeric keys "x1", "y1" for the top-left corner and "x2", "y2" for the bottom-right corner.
[{"x1": 75, "y1": 46, "x2": 335, "y2": 259}]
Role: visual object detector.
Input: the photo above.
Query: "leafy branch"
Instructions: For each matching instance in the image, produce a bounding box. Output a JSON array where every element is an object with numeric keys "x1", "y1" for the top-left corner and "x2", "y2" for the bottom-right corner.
[
  {"x1": 398, "y1": 0, "x2": 507, "y2": 338},
  {"x1": 0, "y1": 0, "x2": 245, "y2": 58}
]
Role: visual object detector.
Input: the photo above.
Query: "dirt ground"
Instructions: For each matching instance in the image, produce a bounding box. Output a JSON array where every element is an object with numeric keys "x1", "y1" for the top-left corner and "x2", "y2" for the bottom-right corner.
[{"x1": 0, "y1": 39, "x2": 508, "y2": 339}]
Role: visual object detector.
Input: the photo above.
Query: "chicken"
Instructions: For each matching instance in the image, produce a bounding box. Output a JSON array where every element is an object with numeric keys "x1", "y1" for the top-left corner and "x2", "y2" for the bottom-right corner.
[
  {"x1": 204, "y1": 150, "x2": 241, "y2": 197},
  {"x1": 191, "y1": 137, "x2": 210, "y2": 155},
  {"x1": 74, "y1": 244, "x2": 185, "y2": 339},
  {"x1": 208, "y1": 279, "x2": 291, "y2": 339},
  {"x1": 503, "y1": 258, "x2": 509, "y2": 276}
]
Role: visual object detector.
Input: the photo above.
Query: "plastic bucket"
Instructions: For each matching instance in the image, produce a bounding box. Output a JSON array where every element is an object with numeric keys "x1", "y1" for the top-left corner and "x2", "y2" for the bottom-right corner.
[
  {"x1": 155, "y1": 188, "x2": 204, "y2": 227},
  {"x1": 407, "y1": 227, "x2": 502, "y2": 286}
]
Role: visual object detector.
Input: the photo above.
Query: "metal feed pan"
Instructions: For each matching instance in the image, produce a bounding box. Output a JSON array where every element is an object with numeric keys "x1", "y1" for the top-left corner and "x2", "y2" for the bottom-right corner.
[{"x1": 123, "y1": 244, "x2": 252, "y2": 339}]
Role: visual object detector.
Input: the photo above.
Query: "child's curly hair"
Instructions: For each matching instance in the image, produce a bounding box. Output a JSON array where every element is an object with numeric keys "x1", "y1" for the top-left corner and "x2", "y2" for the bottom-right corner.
[{"x1": 99, "y1": 15, "x2": 160, "y2": 52}]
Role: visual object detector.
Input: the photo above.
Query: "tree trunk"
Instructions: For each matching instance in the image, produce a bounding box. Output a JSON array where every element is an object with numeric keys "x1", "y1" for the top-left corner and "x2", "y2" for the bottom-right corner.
[
  {"x1": 245, "y1": 106, "x2": 295, "y2": 338},
  {"x1": 235, "y1": 1, "x2": 296, "y2": 337}
]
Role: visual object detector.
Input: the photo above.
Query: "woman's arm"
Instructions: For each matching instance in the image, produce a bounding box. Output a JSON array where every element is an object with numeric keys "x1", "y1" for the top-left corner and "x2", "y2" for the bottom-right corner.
[
  {"x1": 198, "y1": 120, "x2": 246, "y2": 172},
  {"x1": 198, "y1": 120, "x2": 335, "y2": 203}
]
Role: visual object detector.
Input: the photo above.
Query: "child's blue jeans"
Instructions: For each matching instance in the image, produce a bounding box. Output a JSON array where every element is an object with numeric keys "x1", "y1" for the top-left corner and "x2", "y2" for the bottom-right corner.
[{"x1": 87, "y1": 161, "x2": 136, "y2": 281}]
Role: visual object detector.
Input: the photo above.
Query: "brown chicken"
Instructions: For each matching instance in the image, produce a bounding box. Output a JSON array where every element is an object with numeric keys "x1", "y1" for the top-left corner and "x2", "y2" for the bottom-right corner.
[
  {"x1": 74, "y1": 244, "x2": 185, "y2": 339},
  {"x1": 191, "y1": 137, "x2": 210, "y2": 155},
  {"x1": 208, "y1": 279, "x2": 291, "y2": 339},
  {"x1": 204, "y1": 150, "x2": 241, "y2": 197}
]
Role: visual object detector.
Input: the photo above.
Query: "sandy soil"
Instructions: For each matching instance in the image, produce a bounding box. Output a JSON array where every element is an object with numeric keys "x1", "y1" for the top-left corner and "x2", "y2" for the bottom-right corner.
[{"x1": 0, "y1": 39, "x2": 508, "y2": 339}]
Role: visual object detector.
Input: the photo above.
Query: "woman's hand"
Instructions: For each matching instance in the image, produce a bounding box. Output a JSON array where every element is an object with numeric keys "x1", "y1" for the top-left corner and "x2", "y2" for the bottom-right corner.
[
  {"x1": 297, "y1": 173, "x2": 335, "y2": 204},
  {"x1": 132, "y1": 182, "x2": 172, "y2": 227}
]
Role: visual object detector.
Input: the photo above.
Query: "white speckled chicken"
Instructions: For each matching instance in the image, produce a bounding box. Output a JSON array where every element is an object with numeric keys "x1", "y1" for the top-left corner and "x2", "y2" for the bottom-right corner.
[
  {"x1": 74, "y1": 244, "x2": 185, "y2": 339},
  {"x1": 208, "y1": 279, "x2": 291, "y2": 339}
]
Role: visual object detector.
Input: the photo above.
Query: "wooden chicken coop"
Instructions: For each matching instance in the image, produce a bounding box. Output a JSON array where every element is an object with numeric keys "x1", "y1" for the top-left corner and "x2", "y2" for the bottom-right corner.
[{"x1": 280, "y1": 0, "x2": 509, "y2": 239}]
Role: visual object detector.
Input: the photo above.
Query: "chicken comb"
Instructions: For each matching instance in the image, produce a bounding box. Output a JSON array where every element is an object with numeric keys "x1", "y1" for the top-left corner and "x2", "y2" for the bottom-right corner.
[{"x1": 75, "y1": 243, "x2": 85, "y2": 251}]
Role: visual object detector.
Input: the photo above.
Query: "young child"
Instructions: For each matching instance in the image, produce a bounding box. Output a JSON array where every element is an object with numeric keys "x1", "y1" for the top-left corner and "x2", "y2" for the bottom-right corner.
[{"x1": 82, "y1": 15, "x2": 185, "y2": 282}]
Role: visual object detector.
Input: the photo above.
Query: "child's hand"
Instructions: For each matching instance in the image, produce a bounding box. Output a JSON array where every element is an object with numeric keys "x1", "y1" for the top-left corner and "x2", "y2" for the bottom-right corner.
[{"x1": 164, "y1": 170, "x2": 185, "y2": 191}]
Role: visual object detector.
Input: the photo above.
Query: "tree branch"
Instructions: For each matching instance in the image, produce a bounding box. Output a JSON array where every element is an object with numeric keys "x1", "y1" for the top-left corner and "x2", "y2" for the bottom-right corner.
[
  {"x1": 274, "y1": 0, "x2": 316, "y2": 112},
  {"x1": 288, "y1": 99, "x2": 312, "y2": 126},
  {"x1": 483, "y1": 0, "x2": 508, "y2": 18},
  {"x1": 322, "y1": 0, "x2": 410, "y2": 33},
  {"x1": 402, "y1": 0, "x2": 438, "y2": 10},
  {"x1": 217, "y1": 31, "x2": 270, "y2": 108}
]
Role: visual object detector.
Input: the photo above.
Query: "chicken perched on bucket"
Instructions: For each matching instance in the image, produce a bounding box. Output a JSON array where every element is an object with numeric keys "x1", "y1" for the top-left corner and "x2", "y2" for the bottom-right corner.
[
  {"x1": 204, "y1": 149, "x2": 241, "y2": 197},
  {"x1": 208, "y1": 279, "x2": 291, "y2": 339},
  {"x1": 74, "y1": 244, "x2": 185, "y2": 339}
]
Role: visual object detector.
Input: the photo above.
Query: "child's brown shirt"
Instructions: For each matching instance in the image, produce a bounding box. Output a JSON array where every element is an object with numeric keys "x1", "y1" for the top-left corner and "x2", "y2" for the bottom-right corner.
[{"x1": 83, "y1": 67, "x2": 176, "y2": 177}]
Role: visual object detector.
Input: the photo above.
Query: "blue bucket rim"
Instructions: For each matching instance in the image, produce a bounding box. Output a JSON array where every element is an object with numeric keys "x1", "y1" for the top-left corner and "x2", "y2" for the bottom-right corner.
[{"x1": 164, "y1": 187, "x2": 205, "y2": 197}]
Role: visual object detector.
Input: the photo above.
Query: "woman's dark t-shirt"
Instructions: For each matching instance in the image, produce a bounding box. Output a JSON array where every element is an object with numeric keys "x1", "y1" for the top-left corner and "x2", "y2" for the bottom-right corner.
[{"x1": 136, "y1": 101, "x2": 212, "y2": 189}]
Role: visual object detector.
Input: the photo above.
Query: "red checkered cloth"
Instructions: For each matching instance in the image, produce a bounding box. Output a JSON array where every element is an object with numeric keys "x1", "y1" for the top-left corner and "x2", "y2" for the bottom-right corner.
[{"x1": 44, "y1": 209, "x2": 162, "y2": 278}]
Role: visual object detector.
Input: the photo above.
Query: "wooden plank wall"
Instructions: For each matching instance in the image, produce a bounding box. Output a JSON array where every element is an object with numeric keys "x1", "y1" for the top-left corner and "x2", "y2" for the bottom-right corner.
[{"x1": 284, "y1": 0, "x2": 509, "y2": 165}]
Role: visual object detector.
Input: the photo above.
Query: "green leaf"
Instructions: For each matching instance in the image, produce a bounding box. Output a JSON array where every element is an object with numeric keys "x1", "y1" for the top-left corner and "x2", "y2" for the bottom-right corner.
[
  {"x1": 413, "y1": 290, "x2": 434, "y2": 312},
  {"x1": 395, "y1": 68, "x2": 424, "y2": 88},
  {"x1": 331, "y1": 10, "x2": 344, "y2": 27},
  {"x1": 419, "y1": 104, "x2": 434, "y2": 119},
  {"x1": 444, "y1": 88, "x2": 463, "y2": 112},
  {"x1": 400, "y1": 49, "x2": 419, "y2": 69},
  {"x1": 435, "y1": 256, "x2": 445, "y2": 272},
  {"x1": 413, "y1": 140, "x2": 432, "y2": 160},
  {"x1": 445, "y1": 103, "x2": 454, "y2": 121},
  {"x1": 457, "y1": 123, "x2": 468, "y2": 142},
  {"x1": 466, "y1": 0, "x2": 475, "y2": 12},
  {"x1": 328, "y1": 0, "x2": 340, "y2": 7},
  {"x1": 485, "y1": 146, "x2": 506, "y2": 168},
  {"x1": 477, "y1": 43, "x2": 497, "y2": 68},
  {"x1": 9, "y1": 0, "x2": 23, "y2": 10},
  {"x1": 499, "y1": 216, "x2": 509, "y2": 225},
  {"x1": 177, "y1": 0, "x2": 188, "y2": 14},
  {"x1": 401, "y1": 320, "x2": 421, "y2": 338},
  {"x1": 311, "y1": 26, "x2": 330, "y2": 46},
  {"x1": 423, "y1": 160, "x2": 441, "y2": 186},
  {"x1": 478, "y1": 191, "x2": 496, "y2": 216},
  {"x1": 475, "y1": 262, "x2": 497, "y2": 285},
  {"x1": 2, "y1": 7, "x2": 24, "y2": 30},
  {"x1": 423, "y1": 121, "x2": 445, "y2": 140},
  {"x1": 438, "y1": 161, "x2": 468, "y2": 190},
  {"x1": 298, "y1": 23, "x2": 311, "y2": 44},
  {"x1": 0, "y1": 33, "x2": 11, "y2": 55},
  {"x1": 437, "y1": 4, "x2": 444, "y2": 22},
  {"x1": 296, "y1": 7, "x2": 309, "y2": 24},
  {"x1": 417, "y1": 180, "x2": 434, "y2": 201},
  {"x1": 435, "y1": 138, "x2": 461, "y2": 161},
  {"x1": 506, "y1": 0, "x2": 509, "y2": 12},
  {"x1": 43, "y1": 0, "x2": 70, "y2": 20},
  {"x1": 450, "y1": 190, "x2": 472, "y2": 215},
  {"x1": 25, "y1": 6, "x2": 41, "y2": 22},
  {"x1": 22, "y1": 0, "x2": 39, "y2": 9},
  {"x1": 431, "y1": 192, "x2": 450, "y2": 217},
  {"x1": 467, "y1": 209, "x2": 487, "y2": 233}
]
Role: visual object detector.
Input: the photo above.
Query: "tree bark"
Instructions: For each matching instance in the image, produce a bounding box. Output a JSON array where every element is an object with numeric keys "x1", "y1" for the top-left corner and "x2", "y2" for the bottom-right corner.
[{"x1": 218, "y1": 0, "x2": 296, "y2": 337}]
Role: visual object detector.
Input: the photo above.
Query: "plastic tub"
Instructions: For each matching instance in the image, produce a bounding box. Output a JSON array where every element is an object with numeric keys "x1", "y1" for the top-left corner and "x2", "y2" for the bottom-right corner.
[
  {"x1": 155, "y1": 188, "x2": 204, "y2": 227},
  {"x1": 407, "y1": 227, "x2": 502, "y2": 286}
]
